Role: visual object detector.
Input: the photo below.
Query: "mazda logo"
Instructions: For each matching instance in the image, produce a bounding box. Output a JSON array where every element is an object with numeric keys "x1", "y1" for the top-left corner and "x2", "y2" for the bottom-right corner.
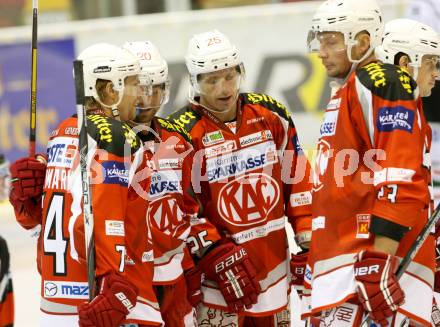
[{"x1": 44, "y1": 282, "x2": 57, "y2": 297}]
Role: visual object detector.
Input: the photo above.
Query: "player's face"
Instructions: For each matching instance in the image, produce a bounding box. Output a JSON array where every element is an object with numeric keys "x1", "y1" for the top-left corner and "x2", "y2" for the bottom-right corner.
[
  {"x1": 133, "y1": 84, "x2": 167, "y2": 126},
  {"x1": 118, "y1": 75, "x2": 141, "y2": 122},
  {"x1": 416, "y1": 55, "x2": 439, "y2": 97},
  {"x1": 198, "y1": 67, "x2": 240, "y2": 113},
  {"x1": 317, "y1": 32, "x2": 352, "y2": 78}
]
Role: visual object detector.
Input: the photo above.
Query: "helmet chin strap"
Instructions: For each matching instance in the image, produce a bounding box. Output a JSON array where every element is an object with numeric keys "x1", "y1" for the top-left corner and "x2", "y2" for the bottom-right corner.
[
  {"x1": 95, "y1": 96, "x2": 123, "y2": 121},
  {"x1": 347, "y1": 43, "x2": 375, "y2": 65}
]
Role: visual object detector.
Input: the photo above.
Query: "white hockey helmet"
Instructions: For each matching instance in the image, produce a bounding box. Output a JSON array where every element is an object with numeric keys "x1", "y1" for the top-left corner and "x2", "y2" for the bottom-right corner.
[
  {"x1": 307, "y1": 0, "x2": 384, "y2": 63},
  {"x1": 186, "y1": 30, "x2": 242, "y2": 76},
  {"x1": 123, "y1": 41, "x2": 170, "y2": 109},
  {"x1": 123, "y1": 41, "x2": 169, "y2": 86},
  {"x1": 375, "y1": 18, "x2": 440, "y2": 67},
  {"x1": 185, "y1": 30, "x2": 245, "y2": 99},
  {"x1": 77, "y1": 43, "x2": 140, "y2": 113}
]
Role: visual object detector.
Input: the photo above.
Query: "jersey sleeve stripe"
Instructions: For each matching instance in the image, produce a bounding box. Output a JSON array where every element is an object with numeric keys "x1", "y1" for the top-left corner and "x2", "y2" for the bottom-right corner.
[{"x1": 355, "y1": 75, "x2": 375, "y2": 146}]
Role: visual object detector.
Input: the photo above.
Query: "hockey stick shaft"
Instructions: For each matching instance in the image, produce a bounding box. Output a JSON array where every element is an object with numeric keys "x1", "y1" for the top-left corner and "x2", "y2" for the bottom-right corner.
[
  {"x1": 29, "y1": 0, "x2": 38, "y2": 157},
  {"x1": 361, "y1": 203, "x2": 440, "y2": 326},
  {"x1": 73, "y1": 60, "x2": 96, "y2": 301}
]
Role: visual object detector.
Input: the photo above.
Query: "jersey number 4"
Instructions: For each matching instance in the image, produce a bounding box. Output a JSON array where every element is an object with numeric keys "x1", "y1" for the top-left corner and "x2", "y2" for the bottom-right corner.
[{"x1": 43, "y1": 193, "x2": 68, "y2": 276}]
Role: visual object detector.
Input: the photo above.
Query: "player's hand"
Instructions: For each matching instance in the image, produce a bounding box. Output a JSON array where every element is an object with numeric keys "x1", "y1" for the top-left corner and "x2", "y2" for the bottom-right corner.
[
  {"x1": 354, "y1": 250, "x2": 405, "y2": 326},
  {"x1": 78, "y1": 272, "x2": 138, "y2": 327},
  {"x1": 290, "y1": 251, "x2": 308, "y2": 297},
  {"x1": 9, "y1": 155, "x2": 47, "y2": 229},
  {"x1": 198, "y1": 241, "x2": 261, "y2": 312},
  {"x1": 185, "y1": 267, "x2": 202, "y2": 307}
]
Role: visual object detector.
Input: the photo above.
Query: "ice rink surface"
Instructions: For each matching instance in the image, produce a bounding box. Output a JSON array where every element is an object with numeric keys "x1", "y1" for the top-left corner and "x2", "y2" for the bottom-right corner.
[{"x1": 0, "y1": 202, "x2": 304, "y2": 326}]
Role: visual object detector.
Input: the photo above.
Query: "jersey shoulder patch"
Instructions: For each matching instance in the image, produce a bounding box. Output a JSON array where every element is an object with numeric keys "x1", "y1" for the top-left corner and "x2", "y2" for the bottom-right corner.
[
  {"x1": 242, "y1": 92, "x2": 294, "y2": 127},
  {"x1": 155, "y1": 117, "x2": 192, "y2": 142},
  {"x1": 356, "y1": 62, "x2": 416, "y2": 101},
  {"x1": 167, "y1": 105, "x2": 201, "y2": 138},
  {"x1": 86, "y1": 114, "x2": 141, "y2": 156}
]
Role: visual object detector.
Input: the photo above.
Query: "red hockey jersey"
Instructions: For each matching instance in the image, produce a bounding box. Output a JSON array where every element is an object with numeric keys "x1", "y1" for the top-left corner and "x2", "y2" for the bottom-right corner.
[
  {"x1": 309, "y1": 62, "x2": 435, "y2": 326},
  {"x1": 168, "y1": 93, "x2": 312, "y2": 315},
  {"x1": 38, "y1": 114, "x2": 162, "y2": 326},
  {"x1": 141, "y1": 117, "x2": 198, "y2": 285}
]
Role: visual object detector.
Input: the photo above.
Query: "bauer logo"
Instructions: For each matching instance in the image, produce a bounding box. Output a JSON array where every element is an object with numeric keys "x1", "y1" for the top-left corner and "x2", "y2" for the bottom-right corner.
[
  {"x1": 102, "y1": 161, "x2": 129, "y2": 186},
  {"x1": 377, "y1": 106, "x2": 414, "y2": 133},
  {"x1": 93, "y1": 65, "x2": 111, "y2": 73}
]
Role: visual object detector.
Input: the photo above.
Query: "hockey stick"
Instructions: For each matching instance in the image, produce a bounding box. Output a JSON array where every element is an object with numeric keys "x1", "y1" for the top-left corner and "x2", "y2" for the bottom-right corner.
[
  {"x1": 360, "y1": 203, "x2": 440, "y2": 326},
  {"x1": 29, "y1": 0, "x2": 38, "y2": 157},
  {"x1": 73, "y1": 60, "x2": 96, "y2": 301}
]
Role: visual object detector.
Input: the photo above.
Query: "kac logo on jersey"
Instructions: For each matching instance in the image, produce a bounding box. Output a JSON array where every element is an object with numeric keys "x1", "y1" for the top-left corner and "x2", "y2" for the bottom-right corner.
[
  {"x1": 148, "y1": 195, "x2": 184, "y2": 234},
  {"x1": 377, "y1": 106, "x2": 414, "y2": 133},
  {"x1": 102, "y1": 161, "x2": 129, "y2": 186},
  {"x1": 217, "y1": 173, "x2": 280, "y2": 226}
]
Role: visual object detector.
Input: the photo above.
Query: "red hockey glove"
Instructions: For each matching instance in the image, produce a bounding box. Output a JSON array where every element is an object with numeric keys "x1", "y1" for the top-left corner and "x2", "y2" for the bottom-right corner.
[
  {"x1": 78, "y1": 273, "x2": 138, "y2": 327},
  {"x1": 185, "y1": 267, "x2": 202, "y2": 307},
  {"x1": 354, "y1": 250, "x2": 405, "y2": 326},
  {"x1": 9, "y1": 156, "x2": 47, "y2": 229},
  {"x1": 198, "y1": 242, "x2": 261, "y2": 312},
  {"x1": 290, "y1": 251, "x2": 308, "y2": 297}
]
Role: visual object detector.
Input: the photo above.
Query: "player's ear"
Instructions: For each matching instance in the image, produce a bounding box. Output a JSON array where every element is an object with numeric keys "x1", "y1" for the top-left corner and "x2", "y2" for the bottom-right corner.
[
  {"x1": 398, "y1": 55, "x2": 410, "y2": 70},
  {"x1": 356, "y1": 32, "x2": 371, "y2": 55},
  {"x1": 102, "y1": 81, "x2": 117, "y2": 102}
]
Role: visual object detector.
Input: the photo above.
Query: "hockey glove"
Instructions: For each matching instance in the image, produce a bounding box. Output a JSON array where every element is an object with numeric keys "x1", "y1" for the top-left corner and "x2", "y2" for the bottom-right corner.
[
  {"x1": 198, "y1": 241, "x2": 261, "y2": 312},
  {"x1": 78, "y1": 272, "x2": 138, "y2": 327},
  {"x1": 290, "y1": 251, "x2": 308, "y2": 297},
  {"x1": 9, "y1": 155, "x2": 46, "y2": 229},
  {"x1": 185, "y1": 267, "x2": 203, "y2": 307},
  {"x1": 354, "y1": 250, "x2": 405, "y2": 326}
]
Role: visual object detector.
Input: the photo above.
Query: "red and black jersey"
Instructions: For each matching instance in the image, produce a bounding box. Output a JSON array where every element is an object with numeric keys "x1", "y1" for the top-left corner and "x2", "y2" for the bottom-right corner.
[
  {"x1": 309, "y1": 62, "x2": 434, "y2": 325},
  {"x1": 168, "y1": 93, "x2": 312, "y2": 315}
]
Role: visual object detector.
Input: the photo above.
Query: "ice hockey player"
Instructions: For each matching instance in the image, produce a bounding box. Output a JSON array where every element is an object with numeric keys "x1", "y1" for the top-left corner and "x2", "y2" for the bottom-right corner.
[
  {"x1": 0, "y1": 235, "x2": 13, "y2": 327},
  {"x1": 9, "y1": 43, "x2": 162, "y2": 327},
  {"x1": 168, "y1": 29, "x2": 313, "y2": 327},
  {"x1": 306, "y1": 0, "x2": 435, "y2": 325},
  {"x1": 122, "y1": 40, "x2": 199, "y2": 326},
  {"x1": 376, "y1": 18, "x2": 440, "y2": 99}
]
